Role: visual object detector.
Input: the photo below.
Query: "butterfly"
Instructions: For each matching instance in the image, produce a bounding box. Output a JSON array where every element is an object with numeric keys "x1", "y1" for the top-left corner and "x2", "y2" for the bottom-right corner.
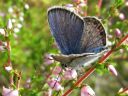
[{"x1": 47, "y1": 6, "x2": 108, "y2": 70}]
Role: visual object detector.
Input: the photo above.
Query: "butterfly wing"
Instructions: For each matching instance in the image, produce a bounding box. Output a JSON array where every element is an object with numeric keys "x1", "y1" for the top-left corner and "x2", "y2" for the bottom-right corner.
[
  {"x1": 48, "y1": 6, "x2": 84, "y2": 55},
  {"x1": 79, "y1": 17, "x2": 107, "y2": 53}
]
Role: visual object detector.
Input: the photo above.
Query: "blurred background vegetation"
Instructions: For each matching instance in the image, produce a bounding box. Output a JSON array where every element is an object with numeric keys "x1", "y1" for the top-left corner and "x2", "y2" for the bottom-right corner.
[{"x1": 0, "y1": 0, "x2": 128, "y2": 96}]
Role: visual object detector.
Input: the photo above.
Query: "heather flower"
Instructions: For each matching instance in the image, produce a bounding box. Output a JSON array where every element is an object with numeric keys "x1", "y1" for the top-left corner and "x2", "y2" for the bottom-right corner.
[
  {"x1": 26, "y1": 78, "x2": 31, "y2": 83},
  {"x1": 119, "y1": 49, "x2": 124, "y2": 54},
  {"x1": 52, "y1": 76, "x2": 61, "y2": 82},
  {"x1": 81, "y1": 85, "x2": 95, "y2": 96},
  {"x1": 52, "y1": 66, "x2": 62, "y2": 75},
  {"x1": 107, "y1": 41, "x2": 112, "y2": 46},
  {"x1": 119, "y1": 13, "x2": 125, "y2": 20},
  {"x1": 24, "y1": 78, "x2": 31, "y2": 88},
  {"x1": 44, "y1": 54, "x2": 54, "y2": 65},
  {"x1": 17, "y1": 23, "x2": 22, "y2": 29},
  {"x1": 0, "y1": 28, "x2": 5, "y2": 35},
  {"x1": 24, "y1": 4, "x2": 29, "y2": 10},
  {"x1": 0, "y1": 12, "x2": 5, "y2": 17},
  {"x1": 108, "y1": 65, "x2": 118, "y2": 76},
  {"x1": 4, "y1": 65, "x2": 12, "y2": 72},
  {"x1": 19, "y1": 16, "x2": 24, "y2": 22},
  {"x1": 47, "y1": 80, "x2": 63, "y2": 91},
  {"x1": 114, "y1": 28, "x2": 121, "y2": 37},
  {"x1": 63, "y1": 68, "x2": 77, "y2": 80},
  {"x1": 65, "y1": 4, "x2": 73, "y2": 8},
  {"x1": 2, "y1": 86, "x2": 19, "y2": 96},
  {"x1": 14, "y1": 28, "x2": 20, "y2": 33},
  {"x1": 8, "y1": 7, "x2": 13, "y2": 13},
  {"x1": 0, "y1": 46, "x2": 5, "y2": 51},
  {"x1": 7, "y1": 19, "x2": 13, "y2": 30}
]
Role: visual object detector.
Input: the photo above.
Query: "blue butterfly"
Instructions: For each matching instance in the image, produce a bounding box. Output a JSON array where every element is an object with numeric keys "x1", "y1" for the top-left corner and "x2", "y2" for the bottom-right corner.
[{"x1": 47, "y1": 6, "x2": 107, "y2": 69}]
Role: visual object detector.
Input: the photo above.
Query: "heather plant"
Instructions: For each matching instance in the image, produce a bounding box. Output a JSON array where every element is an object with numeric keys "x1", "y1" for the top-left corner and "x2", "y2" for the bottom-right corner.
[{"x1": 0, "y1": 0, "x2": 128, "y2": 96}]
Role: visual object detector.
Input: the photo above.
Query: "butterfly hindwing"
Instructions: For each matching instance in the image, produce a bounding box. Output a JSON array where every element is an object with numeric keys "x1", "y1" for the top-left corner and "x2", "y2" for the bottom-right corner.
[
  {"x1": 48, "y1": 7, "x2": 84, "y2": 55},
  {"x1": 79, "y1": 17, "x2": 107, "y2": 53}
]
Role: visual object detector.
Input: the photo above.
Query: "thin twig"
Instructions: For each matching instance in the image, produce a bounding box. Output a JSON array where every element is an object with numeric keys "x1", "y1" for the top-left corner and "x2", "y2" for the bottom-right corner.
[
  {"x1": 17, "y1": 72, "x2": 21, "y2": 89},
  {"x1": 97, "y1": 0, "x2": 102, "y2": 16},
  {"x1": 6, "y1": 36, "x2": 14, "y2": 86},
  {"x1": 98, "y1": 0, "x2": 102, "y2": 9},
  {"x1": 84, "y1": 0, "x2": 88, "y2": 16}
]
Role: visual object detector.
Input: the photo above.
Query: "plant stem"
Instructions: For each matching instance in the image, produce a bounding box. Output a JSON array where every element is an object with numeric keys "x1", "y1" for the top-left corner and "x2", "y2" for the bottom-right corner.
[
  {"x1": 63, "y1": 34, "x2": 128, "y2": 96},
  {"x1": 84, "y1": 0, "x2": 88, "y2": 16},
  {"x1": 6, "y1": 37, "x2": 14, "y2": 86},
  {"x1": 17, "y1": 72, "x2": 21, "y2": 89},
  {"x1": 97, "y1": 0, "x2": 102, "y2": 16},
  {"x1": 98, "y1": 0, "x2": 102, "y2": 9},
  {"x1": 7, "y1": 40, "x2": 11, "y2": 66}
]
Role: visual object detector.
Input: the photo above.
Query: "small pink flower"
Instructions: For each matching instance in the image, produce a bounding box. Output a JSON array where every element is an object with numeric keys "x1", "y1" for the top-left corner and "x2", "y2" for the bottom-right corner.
[
  {"x1": 119, "y1": 13, "x2": 125, "y2": 20},
  {"x1": 26, "y1": 78, "x2": 31, "y2": 83},
  {"x1": 115, "y1": 28, "x2": 121, "y2": 37},
  {"x1": 81, "y1": 85, "x2": 95, "y2": 96},
  {"x1": 24, "y1": 78, "x2": 31, "y2": 88},
  {"x1": 44, "y1": 54, "x2": 54, "y2": 65},
  {"x1": 0, "y1": 46, "x2": 5, "y2": 51},
  {"x1": 65, "y1": 4, "x2": 73, "y2": 7},
  {"x1": 52, "y1": 66, "x2": 62, "y2": 75},
  {"x1": 0, "y1": 12, "x2": 5, "y2": 17},
  {"x1": 63, "y1": 69, "x2": 77, "y2": 80},
  {"x1": 108, "y1": 65, "x2": 118, "y2": 76},
  {"x1": 52, "y1": 76, "x2": 61, "y2": 82},
  {"x1": 47, "y1": 80, "x2": 63, "y2": 91},
  {"x1": 2, "y1": 86, "x2": 19, "y2": 96}
]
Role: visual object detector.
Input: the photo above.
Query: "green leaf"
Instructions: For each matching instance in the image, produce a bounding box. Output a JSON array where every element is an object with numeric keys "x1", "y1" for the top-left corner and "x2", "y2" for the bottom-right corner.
[{"x1": 114, "y1": 0, "x2": 124, "y2": 7}]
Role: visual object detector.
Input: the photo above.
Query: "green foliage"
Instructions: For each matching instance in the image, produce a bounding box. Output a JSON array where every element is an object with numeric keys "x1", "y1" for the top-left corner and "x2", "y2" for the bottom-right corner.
[
  {"x1": 114, "y1": 0, "x2": 125, "y2": 7},
  {"x1": 0, "y1": 0, "x2": 128, "y2": 96}
]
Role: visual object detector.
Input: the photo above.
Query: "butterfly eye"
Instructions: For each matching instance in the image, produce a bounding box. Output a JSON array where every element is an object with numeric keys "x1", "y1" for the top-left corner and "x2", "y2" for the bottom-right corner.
[{"x1": 62, "y1": 63, "x2": 67, "y2": 68}]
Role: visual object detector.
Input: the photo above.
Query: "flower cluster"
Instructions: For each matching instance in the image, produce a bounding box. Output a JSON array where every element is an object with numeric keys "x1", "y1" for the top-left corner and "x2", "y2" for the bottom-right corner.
[{"x1": 8, "y1": 3, "x2": 29, "y2": 34}]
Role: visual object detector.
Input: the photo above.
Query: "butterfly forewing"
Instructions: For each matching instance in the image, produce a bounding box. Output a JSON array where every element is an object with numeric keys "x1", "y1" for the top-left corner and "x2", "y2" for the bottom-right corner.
[
  {"x1": 48, "y1": 7, "x2": 84, "y2": 55},
  {"x1": 48, "y1": 6, "x2": 107, "y2": 69},
  {"x1": 79, "y1": 17, "x2": 106, "y2": 53}
]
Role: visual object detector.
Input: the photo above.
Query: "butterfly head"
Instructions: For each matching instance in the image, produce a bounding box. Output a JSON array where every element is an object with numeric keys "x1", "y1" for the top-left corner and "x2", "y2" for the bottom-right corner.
[
  {"x1": 61, "y1": 63, "x2": 68, "y2": 69},
  {"x1": 51, "y1": 54, "x2": 72, "y2": 68}
]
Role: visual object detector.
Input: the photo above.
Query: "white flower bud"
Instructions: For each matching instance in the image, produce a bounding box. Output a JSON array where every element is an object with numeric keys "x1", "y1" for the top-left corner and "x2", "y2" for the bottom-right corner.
[
  {"x1": 0, "y1": 28, "x2": 5, "y2": 35},
  {"x1": 25, "y1": 4, "x2": 29, "y2": 10},
  {"x1": 7, "y1": 19, "x2": 13, "y2": 30}
]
